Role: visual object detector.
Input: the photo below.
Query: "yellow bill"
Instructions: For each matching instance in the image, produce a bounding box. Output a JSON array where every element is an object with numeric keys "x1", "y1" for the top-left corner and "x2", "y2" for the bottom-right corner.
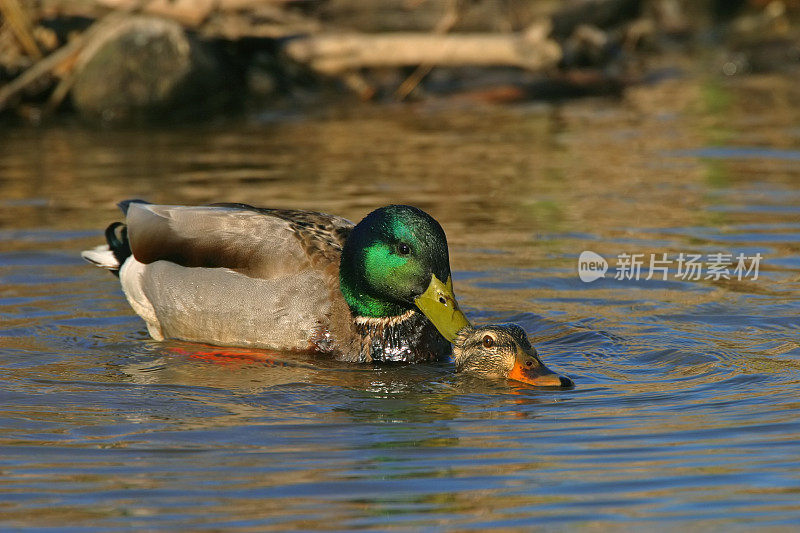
[{"x1": 414, "y1": 275, "x2": 471, "y2": 342}]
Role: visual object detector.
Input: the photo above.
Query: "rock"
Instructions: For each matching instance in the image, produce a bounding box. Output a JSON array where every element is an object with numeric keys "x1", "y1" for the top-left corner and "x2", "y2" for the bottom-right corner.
[{"x1": 70, "y1": 16, "x2": 235, "y2": 123}]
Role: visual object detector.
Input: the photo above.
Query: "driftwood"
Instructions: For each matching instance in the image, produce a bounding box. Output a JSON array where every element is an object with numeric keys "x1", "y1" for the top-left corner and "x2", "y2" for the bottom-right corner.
[{"x1": 284, "y1": 23, "x2": 562, "y2": 76}]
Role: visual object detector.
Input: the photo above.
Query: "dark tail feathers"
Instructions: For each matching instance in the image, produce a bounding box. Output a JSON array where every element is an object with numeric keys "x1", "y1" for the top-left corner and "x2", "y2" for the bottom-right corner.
[
  {"x1": 104, "y1": 222, "x2": 131, "y2": 268},
  {"x1": 104, "y1": 199, "x2": 150, "y2": 267}
]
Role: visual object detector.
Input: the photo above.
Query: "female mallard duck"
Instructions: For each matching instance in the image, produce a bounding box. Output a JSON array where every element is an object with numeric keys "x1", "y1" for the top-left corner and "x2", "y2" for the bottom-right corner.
[
  {"x1": 453, "y1": 324, "x2": 573, "y2": 388},
  {"x1": 82, "y1": 201, "x2": 470, "y2": 363}
]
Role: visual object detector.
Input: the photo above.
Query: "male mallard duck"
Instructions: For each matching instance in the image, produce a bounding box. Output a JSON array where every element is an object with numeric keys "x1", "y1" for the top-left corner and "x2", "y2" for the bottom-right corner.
[
  {"x1": 453, "y1": 324, "x2": 573, "y2": 388},
  {"x1": 82, "y1": 201, "x2": 470, "y2": 363}
]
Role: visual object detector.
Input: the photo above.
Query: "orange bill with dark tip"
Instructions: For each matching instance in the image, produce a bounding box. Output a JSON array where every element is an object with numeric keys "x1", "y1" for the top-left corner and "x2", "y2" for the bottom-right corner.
[{"x1": 507, "y1": 355, "x2": 574, "y2": 388}]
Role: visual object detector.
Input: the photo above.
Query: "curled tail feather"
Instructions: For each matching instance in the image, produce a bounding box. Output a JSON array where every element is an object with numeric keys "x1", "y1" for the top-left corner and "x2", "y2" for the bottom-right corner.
[
  {"x1": 105, "y1": 221, "x2": 132, "y2": 266},
  {"x1": 81, "y1": 222, "x2": 133, "y2": 277},
  {"x1": 81, "y1": 199, "x2": 147, "y2": 276}
]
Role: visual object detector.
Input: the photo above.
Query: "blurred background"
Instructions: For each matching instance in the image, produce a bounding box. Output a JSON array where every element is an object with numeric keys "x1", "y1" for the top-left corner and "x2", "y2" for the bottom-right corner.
[{"x1": 1, "y1": 0, "x2": 800, "y2": 123}]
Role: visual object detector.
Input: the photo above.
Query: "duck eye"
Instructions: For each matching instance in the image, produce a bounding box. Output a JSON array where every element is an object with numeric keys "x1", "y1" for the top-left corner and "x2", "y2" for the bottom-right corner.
[
  {"x1": 397, "y1": 242, "x2": 411, "y2": 255},
  {"x1": 525, "y1": 359, "x2": 533, "y2": 367},
  {"x1": 482, "y1": 335, "x2": 494, "y2": 349}
]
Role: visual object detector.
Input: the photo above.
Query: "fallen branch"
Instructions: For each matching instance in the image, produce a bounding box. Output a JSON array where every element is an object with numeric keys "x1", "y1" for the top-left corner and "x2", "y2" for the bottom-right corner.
[
  {"x1": 0, "y1": 31, "x2": 80, "y2": 112},
  {"x1": 284, "y1": 23, "x2": 562, "y2": 76}
]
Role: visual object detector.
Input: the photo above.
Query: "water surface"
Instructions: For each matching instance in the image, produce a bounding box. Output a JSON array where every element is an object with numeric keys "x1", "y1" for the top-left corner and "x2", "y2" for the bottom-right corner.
[{"x1": 1, "y1": 76, "x2": 799, "y2": 529}]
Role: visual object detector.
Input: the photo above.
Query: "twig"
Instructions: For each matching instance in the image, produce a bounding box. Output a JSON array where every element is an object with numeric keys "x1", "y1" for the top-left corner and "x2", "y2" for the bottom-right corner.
[
  {"x1": 0, "y1": 10, "x2": 130, "y2": 113},
  {"x1": 43, "y1": 63, "x2": 76, "y2": 115},
  {"x1": 0, "y1": 0, "x2": 42, "y2": 60},
  {"x1": 395, "y1": 0, "x2": 461, "y2": 101},
  {"x1": 0, "y1": 34, "x2": 82, "y2": 112},
  {"x1": 341, "y1": 72, "x2": 375, "y2": 100}
]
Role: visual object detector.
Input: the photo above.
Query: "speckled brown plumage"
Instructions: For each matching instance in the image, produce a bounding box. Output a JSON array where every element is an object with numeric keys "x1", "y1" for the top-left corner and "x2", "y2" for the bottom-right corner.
[{"x1": 453, "y1": 324, "x2": 573, "y2": 387}]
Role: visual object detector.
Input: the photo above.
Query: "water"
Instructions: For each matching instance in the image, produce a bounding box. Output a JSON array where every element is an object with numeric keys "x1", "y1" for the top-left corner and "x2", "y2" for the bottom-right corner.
[{"x1": 1, "y1": 76, "x2": 799, "y2": 529}]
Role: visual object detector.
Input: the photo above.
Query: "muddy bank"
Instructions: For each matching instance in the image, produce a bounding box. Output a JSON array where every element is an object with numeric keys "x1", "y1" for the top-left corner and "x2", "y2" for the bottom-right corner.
[{"x1": 1, "y1": 0, "x2": 798, "y2": 124}]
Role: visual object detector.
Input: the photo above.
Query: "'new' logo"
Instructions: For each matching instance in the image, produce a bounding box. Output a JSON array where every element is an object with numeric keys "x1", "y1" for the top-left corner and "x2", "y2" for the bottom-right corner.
[{"x1": 578, "y1": 251, "x2": 607, "y2": 282}]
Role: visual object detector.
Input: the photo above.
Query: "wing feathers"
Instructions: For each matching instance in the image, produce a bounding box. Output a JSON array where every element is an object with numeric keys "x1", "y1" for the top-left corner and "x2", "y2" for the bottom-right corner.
[{"x1": 125, "y1": 203, "x2": 353, "y2": 279}]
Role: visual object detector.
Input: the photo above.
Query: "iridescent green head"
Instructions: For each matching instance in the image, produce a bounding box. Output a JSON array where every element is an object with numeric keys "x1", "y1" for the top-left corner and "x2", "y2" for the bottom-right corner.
[{"x1": 339, "y1": 205, "x2": 470, "y2": 341}]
